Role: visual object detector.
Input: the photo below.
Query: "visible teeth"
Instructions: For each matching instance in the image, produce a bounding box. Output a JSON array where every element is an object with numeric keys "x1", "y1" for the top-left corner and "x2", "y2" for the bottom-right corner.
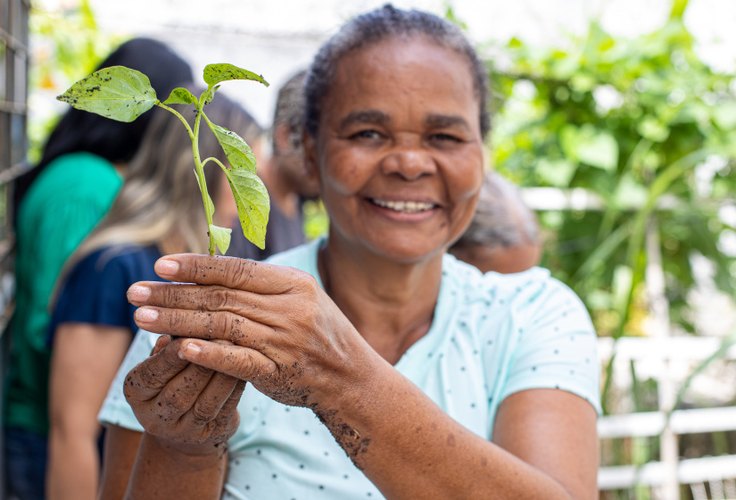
[{"x1": 372, "y1": 199, "x2": 434, "y2": 213}]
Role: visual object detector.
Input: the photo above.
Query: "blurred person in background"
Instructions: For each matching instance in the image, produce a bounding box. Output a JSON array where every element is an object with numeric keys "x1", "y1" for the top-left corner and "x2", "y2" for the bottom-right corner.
[
  {"x1": 2, "y1": 37, "x2": 192, "y2": 500},
  {"x1": 449, "y1": 171, "x2": 542, "y2": 274},
  {"x1": 227, "y1": 69, "x2": 320, "y2": 260},
  {"x1": 46, "y1": 91, "x2": 255, "y2": 500}
]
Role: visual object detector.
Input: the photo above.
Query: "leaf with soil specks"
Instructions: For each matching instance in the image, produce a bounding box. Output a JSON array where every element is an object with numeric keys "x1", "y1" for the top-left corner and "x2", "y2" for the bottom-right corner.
[
  {"x1": 164, "y1": 87, "x2": 197, "y2": 105},
  {"x1": 57, "y1": 66, "x2": 157, "y2": 122},
  {"x1": 203, "y1": 63, "x2": 269, "y2": 88},
  {"x1": 207, "y1": 121, "x2": 257, "y2": 173},
  {"x1": 223, "y1": 168, "x2": 270, "y2": 249}
]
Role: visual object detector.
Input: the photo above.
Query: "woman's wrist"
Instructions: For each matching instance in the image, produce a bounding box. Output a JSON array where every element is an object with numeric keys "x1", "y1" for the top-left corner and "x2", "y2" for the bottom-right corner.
[
  {"x1": 308, "y1": 349, "x2": 395, "y2": 465},
  {"x1": 311, "y1": 335, "x2": 386, "y2": 410},
  {"x1": 127, "y1": 432, "x2": 229, "y2": 498},
  {"x1": 145, "y1": 431, "x2": 229, "y2": 464}
]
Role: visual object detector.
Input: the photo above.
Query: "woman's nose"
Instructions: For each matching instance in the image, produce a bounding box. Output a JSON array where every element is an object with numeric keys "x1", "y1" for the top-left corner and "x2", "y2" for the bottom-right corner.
[{"x1": 380, "y1": 147, "x2": 436, "y2": 181}]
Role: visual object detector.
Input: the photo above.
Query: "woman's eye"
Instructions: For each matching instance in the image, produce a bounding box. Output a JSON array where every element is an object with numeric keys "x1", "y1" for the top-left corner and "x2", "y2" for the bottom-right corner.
[
  {"x1": 350, "y1": 129, "x2": 383, "y2": 141},
  {"x1": 430, "y1": 133, "x2": 462, "y2": 144}
]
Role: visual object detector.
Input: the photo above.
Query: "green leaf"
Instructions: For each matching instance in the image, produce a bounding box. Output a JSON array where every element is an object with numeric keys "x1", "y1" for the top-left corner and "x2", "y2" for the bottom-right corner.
[
  {"x1": 207, "y1": 121, "x2": 257, "y2": 172},
  {"x1": 536, "y1": 158, "x2": 577, "y2": 187},
  {"x1": 637, "y1": 116, "x2": 670, "y2": 142},
  {"x1": 224, "y1": 168, "x2": 270, "y2": 249},
  {"x1": 164, "y1": 87, "x2": 197, "y2": 105},
  {"x1": 209, "y1": 224, "x2": 232, "y2": 255},
  {"x1": 56, "y1": 65, "x2": 157, "y2": 122},
  {"x1": 613, "y1": 174, "x2": 648, "y2": 209},
  {"x1": 560, "y1": 125, "x2": 619, "y2": 171},
  {"x1": 194, "y1": 169, "x2": 215, "y2": 223},
  {"x1": 203, "y1": 63, "x2": 269, "y2": 88},
  {"x1": 200, "y1": 87, "x2": 215, "y2": 106},
  {"x1": 578, "y1": 133, "x2": 618, "y2": 170},
  {"x1": 507, "y1": 37, "x2": 523, "y2": 49},
  {"x1": 714, "y1": 102, "x2": 736, "y2": 130},
  {"x1": 570, "y1": 73, "x2": 596, "y2": 93}
]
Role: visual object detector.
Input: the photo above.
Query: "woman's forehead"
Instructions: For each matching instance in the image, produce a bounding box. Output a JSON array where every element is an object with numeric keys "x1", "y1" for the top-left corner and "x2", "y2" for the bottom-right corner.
[
  {"x1": 322, "y1": 37, "x2": 478, "y2": 118},
  {"x1": 338, "y1": 35, "x2": 470, "y2": 76}
]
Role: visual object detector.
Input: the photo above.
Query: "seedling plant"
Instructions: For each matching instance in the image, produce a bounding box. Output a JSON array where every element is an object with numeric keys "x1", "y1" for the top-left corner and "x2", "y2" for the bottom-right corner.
[{"x1": 58, "y1": 63, "x2": 270, "y2": 255}]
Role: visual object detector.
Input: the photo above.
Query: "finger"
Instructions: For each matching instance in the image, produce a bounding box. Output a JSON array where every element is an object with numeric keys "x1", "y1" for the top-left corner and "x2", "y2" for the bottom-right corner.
[
  {"x1": 152, "y1": 254, "x2": 305, "y2": 295},
  {"x1": 150, "y1": 334, "x2": 171, "y2": 355},
  {"x1": 213, "y1": 379, "x2": 246, "y2": 430},
  {"x1": 133, "y1": 307, "x2": 275, "y2": 348},
  {"x1": 128, "y1": 282, "x2": 272, "y2": 319},
  {"x1": 124, "y1": 337, "x2": 191, "y2": 402},
  {"x1": 178, "y1": 339, "x2": 278, "y2": 381},
  {"x1": 179, "y1": 372, "x2": 242, "y2": 428},
  {"x1": 154, "y1": 362, "x2": 217, "y2": 422}
]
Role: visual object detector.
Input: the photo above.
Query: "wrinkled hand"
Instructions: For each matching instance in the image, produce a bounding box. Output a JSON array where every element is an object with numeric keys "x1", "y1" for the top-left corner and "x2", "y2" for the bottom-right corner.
[
  {"x1": 127, "y1": 254, "x2": 374, "y2": 409},
  {"x1": 124, "y1": 335, "x2": 245, "y2": 457}
]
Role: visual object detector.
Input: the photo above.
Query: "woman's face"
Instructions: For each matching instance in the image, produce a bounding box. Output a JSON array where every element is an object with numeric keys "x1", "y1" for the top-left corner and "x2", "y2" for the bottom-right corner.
[{"x1": 307, "y1": 35, "x2": 485, "y2": 263}]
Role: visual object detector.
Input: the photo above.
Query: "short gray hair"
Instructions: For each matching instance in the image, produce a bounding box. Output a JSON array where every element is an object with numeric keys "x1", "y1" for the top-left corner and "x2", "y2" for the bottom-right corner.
[
  {"x1": 304, "y1": 4, "x2": 490, "y2": 139},
  {"x1": 272, "y1": 70, "x2": 307, "y2": 154},
  {"x1": 451, "y1": 172, "x2": 539, "y2": 250}
]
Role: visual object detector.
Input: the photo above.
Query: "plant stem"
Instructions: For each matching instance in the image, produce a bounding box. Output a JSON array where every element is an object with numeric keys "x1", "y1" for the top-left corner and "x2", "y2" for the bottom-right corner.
[
  {"x1": 156, "y1": 101, "x2": 216, "y2": 254},
  {"x1": 191, "y1": 107, "x2": 216, "y2": 256},
  {"x1": 156, "y1": 102, "x2": 194, "y2": 140},
  {"x1": 201, "y1": 156, "x2": 228, "y2": 173}
]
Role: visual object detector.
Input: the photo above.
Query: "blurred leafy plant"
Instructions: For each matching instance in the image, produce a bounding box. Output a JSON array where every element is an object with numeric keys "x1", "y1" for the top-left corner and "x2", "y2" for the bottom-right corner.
[
  {"x1": 28, "y1": 0, "x2": 124, "y2": 163},
  {"x1": 489, "y1": 0, "x2": 736, "y2": 343}
]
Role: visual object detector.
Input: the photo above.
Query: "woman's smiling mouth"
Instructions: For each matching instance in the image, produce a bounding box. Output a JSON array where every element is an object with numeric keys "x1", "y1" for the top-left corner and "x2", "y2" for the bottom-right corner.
[{"x1": 369, "y1": 198, "x2": 436, "y2": 214}]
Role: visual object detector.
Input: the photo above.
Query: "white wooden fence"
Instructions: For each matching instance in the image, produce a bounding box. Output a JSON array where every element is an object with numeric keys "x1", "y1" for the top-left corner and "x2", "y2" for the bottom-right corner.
[
  {"x1": 521, "y1": 187, "x2": 736, "y2": 499},
  {"x1": 597, "y1": 336, "x2": 736, "y2": 499}
]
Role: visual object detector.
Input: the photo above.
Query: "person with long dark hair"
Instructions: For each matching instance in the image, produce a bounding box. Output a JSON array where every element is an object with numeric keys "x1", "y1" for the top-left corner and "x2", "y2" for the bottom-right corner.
[{"x1": 3, "y1": 37, "x2": 191, "y2": 500}]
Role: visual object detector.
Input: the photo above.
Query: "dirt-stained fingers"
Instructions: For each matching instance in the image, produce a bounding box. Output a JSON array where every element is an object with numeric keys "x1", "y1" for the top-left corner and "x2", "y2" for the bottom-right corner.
[
  {"x1": 180, "y1": 372, "x2": 244, "y2": 429},
  {"x1": 132, "y1": 307, "x2": 275, "y2": 349},
  {"x1": 124, "y1": 336, "x2": 191, "y2": 402},
  {"x1": 177, "y1": 339, "x2": 278, "y2": 382},
  {"x1": 148, "y1": 253, "x2": 301, "y2": 295}
]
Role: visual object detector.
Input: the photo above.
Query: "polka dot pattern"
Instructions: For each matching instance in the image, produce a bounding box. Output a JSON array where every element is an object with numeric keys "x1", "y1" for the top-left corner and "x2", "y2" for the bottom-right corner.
[{"x1": 100, "y1": 239, "x2": 600, "y2": 499}]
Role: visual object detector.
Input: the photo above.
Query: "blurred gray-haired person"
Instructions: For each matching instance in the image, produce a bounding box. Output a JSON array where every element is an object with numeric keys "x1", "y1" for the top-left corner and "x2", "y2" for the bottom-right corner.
[{"x1": 450, "y1": 172, "x2": 541, "y2": 273}]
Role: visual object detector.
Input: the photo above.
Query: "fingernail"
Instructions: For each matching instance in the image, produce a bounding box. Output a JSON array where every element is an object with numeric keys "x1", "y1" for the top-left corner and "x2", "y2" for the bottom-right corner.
[
  {"x1": 127, "y1": 285, "x2": 151, "y2": 302},
  {"x1": 155, "y1": 259, "x2": 180, "y2": 276},
  {"x1": 135, "y1": 307, "x2": 159, "y2": 322},
  {"x1": 179, "y1": 342, "x2": 202, "y2": 359}
]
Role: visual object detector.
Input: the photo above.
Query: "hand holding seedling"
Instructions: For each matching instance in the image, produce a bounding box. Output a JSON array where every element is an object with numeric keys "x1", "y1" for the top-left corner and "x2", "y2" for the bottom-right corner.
[
  {"x1": 58, "y1": 63, "x2": 271, "y2": 255},
  {"x1": 126, "y1": 254, "x2": 372, "y2": 410}
]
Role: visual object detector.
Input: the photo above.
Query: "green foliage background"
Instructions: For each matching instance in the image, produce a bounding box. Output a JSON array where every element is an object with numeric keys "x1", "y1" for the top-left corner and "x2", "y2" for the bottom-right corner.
[
  {"x1": 28, "y1": 0, "x2": 124, "y2": 163},
  {"x1": 487, "y1": 0, "x2": 736, "y2": 342}
]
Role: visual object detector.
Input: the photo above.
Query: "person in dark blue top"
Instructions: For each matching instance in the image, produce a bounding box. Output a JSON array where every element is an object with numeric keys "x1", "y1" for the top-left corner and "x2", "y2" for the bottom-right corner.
[
  {"x1": 46, "y1": 91, "x2": 261, "y2": 498},
  {"x1": 50, "y1": 245, "x2": 163, "y2": 337}
]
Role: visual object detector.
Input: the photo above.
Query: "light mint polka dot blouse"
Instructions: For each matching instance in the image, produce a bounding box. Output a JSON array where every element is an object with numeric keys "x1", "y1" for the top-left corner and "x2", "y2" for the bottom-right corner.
[{"x1": 99, "y1": 238, "x2": 601, "y2": 499}]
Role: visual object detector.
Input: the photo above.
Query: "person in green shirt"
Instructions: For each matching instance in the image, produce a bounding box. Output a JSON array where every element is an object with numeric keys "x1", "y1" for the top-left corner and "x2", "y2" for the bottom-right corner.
[{"x1": 3, "y1": 37, "x2": 191, "y2": 500}]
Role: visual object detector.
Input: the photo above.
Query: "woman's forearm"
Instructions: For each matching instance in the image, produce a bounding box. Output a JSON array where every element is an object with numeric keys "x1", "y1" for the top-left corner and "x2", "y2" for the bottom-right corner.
[
  {"x1": 47, "y1": 431, "x2": 99, "y2": 500},
  {"x1": 316, "y1": 357, "x2": 596, "y2": 500},
  {"x1": 125, "y1": 433, "x2": 228, "y2": 499}
]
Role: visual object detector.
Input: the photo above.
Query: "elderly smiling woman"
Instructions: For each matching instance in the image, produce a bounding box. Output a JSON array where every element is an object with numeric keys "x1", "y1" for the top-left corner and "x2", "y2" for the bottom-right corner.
[{"x1": 99, "y1": 5, "x2": 600, "y2": 499}]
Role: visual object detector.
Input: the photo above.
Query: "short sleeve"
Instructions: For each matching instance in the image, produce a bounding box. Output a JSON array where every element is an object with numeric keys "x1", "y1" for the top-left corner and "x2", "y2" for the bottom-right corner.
[
  {"x1": 49, "y1": 246, "x2": 163, "y2": 346},
  {"x1": 98, "y1": 328, "x2": 160, "y2": 431},
  {"x1": 50, "y1": 251, "x2": 132, "y2": 340},
  {"x1": 499, "y1": 278, "x2": 601, "y2": 414}
]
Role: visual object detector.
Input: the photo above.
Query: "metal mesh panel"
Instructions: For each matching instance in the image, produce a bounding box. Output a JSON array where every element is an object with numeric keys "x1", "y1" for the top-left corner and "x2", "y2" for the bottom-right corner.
[{"x1": 0, "y1": 0, "x2": 29, "y2": 495}]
